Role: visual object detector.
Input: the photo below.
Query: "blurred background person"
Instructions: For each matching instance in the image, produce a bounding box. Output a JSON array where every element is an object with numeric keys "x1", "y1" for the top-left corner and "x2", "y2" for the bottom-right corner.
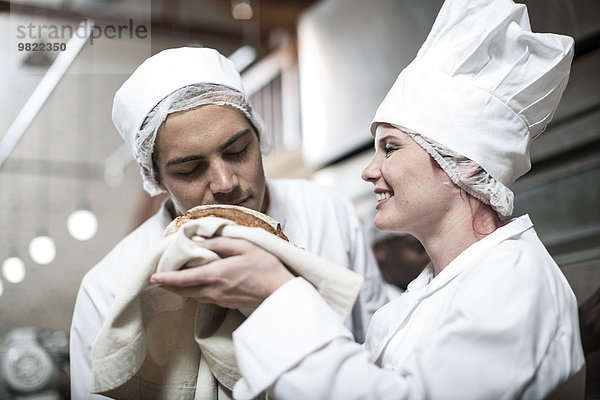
[{"x1": 372, "y1": 232, "x2": 429, "y2": 296}]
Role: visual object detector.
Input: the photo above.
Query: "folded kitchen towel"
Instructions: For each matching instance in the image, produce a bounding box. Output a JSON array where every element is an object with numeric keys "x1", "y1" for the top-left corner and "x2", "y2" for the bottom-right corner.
[{"x1": 91, "y1": 217, "x2": 364, "y2": 399}]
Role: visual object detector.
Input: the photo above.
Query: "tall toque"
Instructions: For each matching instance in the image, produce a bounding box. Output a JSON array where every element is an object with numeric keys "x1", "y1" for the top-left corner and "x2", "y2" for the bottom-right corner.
[{"x1": 371, "y1": 0, "x2": 574, "y2": 187}]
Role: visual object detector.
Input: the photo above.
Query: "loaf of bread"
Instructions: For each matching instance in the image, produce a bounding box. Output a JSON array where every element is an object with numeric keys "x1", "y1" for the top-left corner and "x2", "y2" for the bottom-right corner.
[{"x1": 164, "y1": 204, "x2": 288, "y2": 241}]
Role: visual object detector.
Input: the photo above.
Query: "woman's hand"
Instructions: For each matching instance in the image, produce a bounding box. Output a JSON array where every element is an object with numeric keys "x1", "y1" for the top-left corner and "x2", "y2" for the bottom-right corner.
[{"x1": 149, "y1": 237, "x2": 294, "y2": 310}]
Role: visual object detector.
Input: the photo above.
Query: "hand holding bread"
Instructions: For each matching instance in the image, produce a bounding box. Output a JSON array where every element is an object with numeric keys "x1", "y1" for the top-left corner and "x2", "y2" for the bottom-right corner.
[{"x1": 150, "y1": 204, "x2": 294, "y2": 309}]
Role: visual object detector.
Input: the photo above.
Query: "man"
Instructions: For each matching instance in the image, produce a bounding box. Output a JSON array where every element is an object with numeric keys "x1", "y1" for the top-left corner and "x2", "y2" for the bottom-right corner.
[{"x1": 69, "y1": 47, "x2": 387, "y2": 399}]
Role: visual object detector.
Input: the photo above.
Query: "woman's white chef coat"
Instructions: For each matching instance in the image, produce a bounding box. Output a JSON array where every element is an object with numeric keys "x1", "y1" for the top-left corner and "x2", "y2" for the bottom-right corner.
[{"x1": 233, "y1": 215, "x2": 586, "y2": 400}]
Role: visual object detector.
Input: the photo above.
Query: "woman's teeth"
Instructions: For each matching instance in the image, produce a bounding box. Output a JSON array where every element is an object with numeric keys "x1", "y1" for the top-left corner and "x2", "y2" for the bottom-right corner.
[{"x1": 376, "y1": 192, "x2": 392, "y2": 201}]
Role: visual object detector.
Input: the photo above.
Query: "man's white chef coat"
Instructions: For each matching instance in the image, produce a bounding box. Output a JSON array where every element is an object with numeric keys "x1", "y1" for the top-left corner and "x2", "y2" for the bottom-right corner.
[
  {"x1": 69, "y1": 178, "x2": 387, "y2": 399},
  {"x1": 233, "y1": 215, "x2": 586, "y2": 400}
]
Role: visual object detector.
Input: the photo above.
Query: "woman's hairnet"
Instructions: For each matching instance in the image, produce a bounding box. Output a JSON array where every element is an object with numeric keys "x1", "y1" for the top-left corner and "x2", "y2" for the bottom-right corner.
[
  {"x1": 401, "y1": 127, "x2": 514, "y2": 216},
  {"x1": 137, "y1": 83, "x2": 268, "y2": 196}
]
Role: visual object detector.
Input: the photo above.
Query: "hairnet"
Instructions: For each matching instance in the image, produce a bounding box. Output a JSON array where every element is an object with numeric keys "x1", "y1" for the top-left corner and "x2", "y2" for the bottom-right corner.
[
  {"x1": 112, "y1": 47, "x2": 269, "y2": 196},
  {"x1": 137, "y1": 83, "x2": 268, "y2": 196},
  {"x1": 402, "y1": 127, "x2": 514, "y2": 216}
]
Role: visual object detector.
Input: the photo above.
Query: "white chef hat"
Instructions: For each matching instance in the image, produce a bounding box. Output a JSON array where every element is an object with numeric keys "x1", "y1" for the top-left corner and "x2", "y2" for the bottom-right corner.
[
  {"x1": 112, "y1": 47, "x2": 266, "y2": 195},
  {"x1": 371, "y1": 0, "x2": 574, "y2": 215}
]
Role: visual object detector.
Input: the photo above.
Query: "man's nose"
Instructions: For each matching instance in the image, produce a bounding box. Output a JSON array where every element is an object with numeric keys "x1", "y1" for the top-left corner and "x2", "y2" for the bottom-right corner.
[
  {"x1": 209, "y1": 159, "x2": 239, "y2": 193},
  {"x1": 361, "y1": 154, "x2": 381, "y2": 183}
]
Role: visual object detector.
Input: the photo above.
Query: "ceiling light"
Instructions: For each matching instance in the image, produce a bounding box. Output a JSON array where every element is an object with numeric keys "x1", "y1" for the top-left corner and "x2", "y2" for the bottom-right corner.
[
  {"x1": 29, "y1": 236, "x2": 56, "y2": 265},
  {"x1": 2, "y1": 257, "x2": 26, "y2": 283},
  {"x1": 67, "y1": 209, "x2": 98, "y2": 241},
  {"x1": 232, "y1": 0, "x2": 253, "y2": 20}
]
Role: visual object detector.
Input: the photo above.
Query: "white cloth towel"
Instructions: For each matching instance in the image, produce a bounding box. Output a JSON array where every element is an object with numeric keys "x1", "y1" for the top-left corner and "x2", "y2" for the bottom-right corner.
[{"x1": 91, "y1": 217, "x2": 364, "y2": 399}]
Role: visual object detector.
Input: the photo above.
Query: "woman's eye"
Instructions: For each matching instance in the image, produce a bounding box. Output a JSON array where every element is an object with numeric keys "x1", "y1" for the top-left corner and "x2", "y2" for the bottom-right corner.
[{"x1": 384, "y1": 146, "x2": 397, "y2": 158}]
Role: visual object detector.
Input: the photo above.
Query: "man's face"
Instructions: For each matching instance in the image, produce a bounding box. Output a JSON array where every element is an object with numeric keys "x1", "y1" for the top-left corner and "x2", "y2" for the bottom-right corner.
[{"x1": 153, "y1": 104, "x2": 267, "y2": 215}]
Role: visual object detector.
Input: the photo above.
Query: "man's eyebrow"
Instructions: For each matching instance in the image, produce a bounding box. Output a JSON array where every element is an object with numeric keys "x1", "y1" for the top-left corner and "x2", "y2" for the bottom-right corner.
[
  {"x1": 165, "y1": 154, "x2": 204, "y2": 167},
  {"x1": 219, "y1": 128, "x2": 251, "y2": 151},
  {"x1": 164, "y1": 129, "x2": 252, "y2": 167}
]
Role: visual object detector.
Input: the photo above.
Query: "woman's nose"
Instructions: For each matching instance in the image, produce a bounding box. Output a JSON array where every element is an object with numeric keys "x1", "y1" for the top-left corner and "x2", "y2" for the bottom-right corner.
[
  {"x1": 362, "y1": 154, "x2": 381, "y2": 183},
  {"x1": 209, "y1": 159, "x2": 239, "y2": 193}
]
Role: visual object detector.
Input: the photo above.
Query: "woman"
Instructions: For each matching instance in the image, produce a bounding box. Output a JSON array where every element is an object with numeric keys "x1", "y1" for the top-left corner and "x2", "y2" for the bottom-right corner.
[{"x1": 150, "y1": 0, "x2": 585, "y2": 398}]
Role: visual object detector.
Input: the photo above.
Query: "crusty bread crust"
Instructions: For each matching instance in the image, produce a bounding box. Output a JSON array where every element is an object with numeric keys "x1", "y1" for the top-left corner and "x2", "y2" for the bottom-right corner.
[{"x1": 164, "y1": 204, "x2": 288, "y2": 241}]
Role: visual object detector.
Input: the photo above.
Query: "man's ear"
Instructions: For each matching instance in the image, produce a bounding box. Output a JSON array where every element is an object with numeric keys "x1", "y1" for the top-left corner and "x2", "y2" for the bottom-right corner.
[{"x1": 145, "y1": 165, "x2": 165, "y2": 190}]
